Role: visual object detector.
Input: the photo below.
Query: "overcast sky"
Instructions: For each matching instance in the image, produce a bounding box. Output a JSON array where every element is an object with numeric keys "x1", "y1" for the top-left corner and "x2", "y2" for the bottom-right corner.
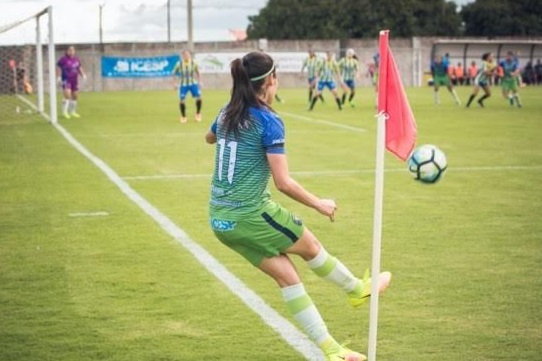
[{"x1": 0, "y1": 0, "x2": 473, "y2": 45}]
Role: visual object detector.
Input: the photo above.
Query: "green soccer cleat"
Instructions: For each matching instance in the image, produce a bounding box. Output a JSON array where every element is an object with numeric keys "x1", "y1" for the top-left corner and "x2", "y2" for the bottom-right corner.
[
  {"x1": 347, "y1": 270, "x2": 392, "y2": 309},
  {"x1": 63, "y1": 112, "x2": 71, "y2": 119},
  {"x1": 71, "y1": 112, "x2": 81, "y2": 118},
  {"x1": 322, "y1": 340, "x2": 367, "y2": 361}
]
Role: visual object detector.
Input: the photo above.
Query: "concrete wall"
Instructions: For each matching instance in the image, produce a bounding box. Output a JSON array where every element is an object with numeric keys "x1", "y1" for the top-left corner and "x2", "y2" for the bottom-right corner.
[{"x1": 4, "y1": 37, "x2": 541, "y2": 94}]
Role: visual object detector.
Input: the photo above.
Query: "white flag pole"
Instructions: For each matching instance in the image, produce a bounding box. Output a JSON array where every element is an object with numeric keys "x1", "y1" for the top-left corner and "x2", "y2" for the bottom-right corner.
[
  {"x1": 368, "y1": 111, "x2": 386, "y2": 361},
  {"x1": 368, "y1": 30, "x2": 389, "y2": 361}
]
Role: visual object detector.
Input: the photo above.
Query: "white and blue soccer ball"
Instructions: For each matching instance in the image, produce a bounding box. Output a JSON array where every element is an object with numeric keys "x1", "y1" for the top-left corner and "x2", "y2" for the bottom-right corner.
[{"x1": 407, "y1": 144, "x2": 447, "y2": 184}]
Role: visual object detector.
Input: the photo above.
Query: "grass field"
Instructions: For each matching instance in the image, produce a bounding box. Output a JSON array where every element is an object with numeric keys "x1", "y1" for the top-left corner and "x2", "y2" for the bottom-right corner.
[{"x1": 1, "y1": 85, "x2": 541, "y2": 361}]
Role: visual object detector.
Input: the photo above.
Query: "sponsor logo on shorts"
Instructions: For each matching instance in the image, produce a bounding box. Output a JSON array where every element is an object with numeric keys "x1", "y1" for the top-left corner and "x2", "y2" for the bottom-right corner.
[
  {"x1": 211, "y1": 218, "x2": 236, "y2": 231},
  {"x1": 292, "y1": 215, "x2": 302, "y2": 226}
]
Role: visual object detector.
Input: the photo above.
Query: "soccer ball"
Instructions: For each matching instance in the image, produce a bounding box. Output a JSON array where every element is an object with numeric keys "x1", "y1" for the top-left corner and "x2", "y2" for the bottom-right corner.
[{"x1": 407, "y1": 144, "x2": 447, "y2": 184}]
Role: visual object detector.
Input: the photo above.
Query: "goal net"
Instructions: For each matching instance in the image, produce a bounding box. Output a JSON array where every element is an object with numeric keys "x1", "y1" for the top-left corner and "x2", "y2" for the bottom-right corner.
[{"x1": 0, "y1": 6, "x2": 57, "y2": 124}]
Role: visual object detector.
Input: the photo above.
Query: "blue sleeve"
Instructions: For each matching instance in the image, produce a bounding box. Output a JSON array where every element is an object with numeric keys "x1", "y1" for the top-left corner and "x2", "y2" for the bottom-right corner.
[
  {"x1": 261, "y1": 112, "x2": 285, "y2": 155},
  {"x1": 210, "y1": 119, "x2": 217, "y2": 134},
  {"x1": 211, "y1": 106, "x2": 226, "y2": 134}
]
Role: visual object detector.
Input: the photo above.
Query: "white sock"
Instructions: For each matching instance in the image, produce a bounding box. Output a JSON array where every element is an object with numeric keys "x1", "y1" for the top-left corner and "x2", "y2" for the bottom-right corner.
[
  {"x1": 307, "y1": 247, "x2": 360, "y2": 293},
  {"x1": 451, "y1": 89, "x2": 461, "y2": 104},
  {"x1": 514, "y1": 93, "x2": 522, "y2": 106},
  {"x1": 62, "y1": 99, "x2": 69, "y2": 114},
  {"x1": 434, "y1": 91, "x2": 440, "y2": 104},
  {"x1": 69, "y1": 100, "x2": 77, "y2": 114},
  {"x1": 282, "y1": 283, "x2": 331, "y2": 345}
]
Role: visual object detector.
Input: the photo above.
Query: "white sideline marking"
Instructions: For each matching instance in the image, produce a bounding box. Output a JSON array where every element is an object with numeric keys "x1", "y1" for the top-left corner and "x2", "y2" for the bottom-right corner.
[
  {"x1": 280, "y1": 111, "x2": 367, "y2": 133},
  {"x1": 69, "y1": 211, "x2": 110, "y2": 217},
  {"x1": 50, "y1": 122, "x2": 323, "y2": 361},
  {"x1": 123, "y1": 165, "x2": 542, "y2": 181}
]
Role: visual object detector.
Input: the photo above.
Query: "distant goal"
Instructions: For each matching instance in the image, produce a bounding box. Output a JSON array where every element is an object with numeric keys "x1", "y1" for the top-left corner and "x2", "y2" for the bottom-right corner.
[{"x1": 0, "y1": 6, "x2": 57, "y2": 124}]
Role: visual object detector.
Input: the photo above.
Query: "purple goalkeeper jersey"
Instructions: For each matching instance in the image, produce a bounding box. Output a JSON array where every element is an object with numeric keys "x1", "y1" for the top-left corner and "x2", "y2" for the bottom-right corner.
[{"x1": 57, "y1": 55, "x2": 81, "y2": 80}]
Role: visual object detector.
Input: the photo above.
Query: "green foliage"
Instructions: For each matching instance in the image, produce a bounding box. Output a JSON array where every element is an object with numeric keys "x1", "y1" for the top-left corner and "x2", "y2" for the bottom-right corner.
[
  {"x1": 247, "y1": 0, "x2": 462, "y2": 39},
  {"x1": 461, "y1": 0, "x2": 542, "y2": 36}
]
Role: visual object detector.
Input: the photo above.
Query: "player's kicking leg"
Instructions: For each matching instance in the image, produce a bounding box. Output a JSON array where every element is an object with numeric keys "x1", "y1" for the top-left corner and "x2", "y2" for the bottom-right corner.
[{"x1": 259, "y1": 254, "x2": 369, "y2": 361}]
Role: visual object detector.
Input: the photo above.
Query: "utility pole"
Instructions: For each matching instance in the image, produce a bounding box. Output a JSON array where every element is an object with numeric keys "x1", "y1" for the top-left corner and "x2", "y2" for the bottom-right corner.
[
  {"x1": 99, "y1": 4, "x2": 105, "y2": 46},
  {"x1": 167, "y1": 0, "x2": 171, "y2": 42},
  {"x1": 187, "y1": 0, "x2": 193, "y2": 51}
]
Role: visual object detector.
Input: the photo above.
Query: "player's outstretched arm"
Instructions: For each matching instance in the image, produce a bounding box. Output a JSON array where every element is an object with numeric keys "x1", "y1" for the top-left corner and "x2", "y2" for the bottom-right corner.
[{"x1": 267, "y1": 153, "x2": 336, "y2": 221}]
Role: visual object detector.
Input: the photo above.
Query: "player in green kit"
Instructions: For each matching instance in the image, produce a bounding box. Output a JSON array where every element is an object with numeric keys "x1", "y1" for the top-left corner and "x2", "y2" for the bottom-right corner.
[
  {"x1": 499, "y1": 51, "x2": 522, "y2": 107},
  {"x1": 430, "y1": 55, "x2": 461, "y2": 105},
  {"x1": 338, "y1": 48, "x2": 360, "y2": 107},
  {"x1": 309, "y1": 51, "x2": 343, "y2": 111},
  {"x1": 205, "y1": 51, "x2": 391, "y2": 361}
]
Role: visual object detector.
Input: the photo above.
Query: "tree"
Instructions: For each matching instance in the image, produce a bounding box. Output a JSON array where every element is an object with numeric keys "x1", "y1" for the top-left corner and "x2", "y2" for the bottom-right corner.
[
  {"x1": 461, "y1": 0, "x2": 542, "y2": 36},
  {"x1": 246, "y1": 0, "x2": 462, "y2": 39}
]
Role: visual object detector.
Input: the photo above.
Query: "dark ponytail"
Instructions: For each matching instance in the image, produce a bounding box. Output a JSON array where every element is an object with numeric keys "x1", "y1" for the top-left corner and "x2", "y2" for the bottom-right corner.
[{"x1": 223, "y1": 51, "x2": 275, "y2": 136}]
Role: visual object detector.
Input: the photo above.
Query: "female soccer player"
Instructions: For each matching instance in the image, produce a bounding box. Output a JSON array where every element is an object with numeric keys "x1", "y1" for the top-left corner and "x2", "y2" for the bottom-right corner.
[
  {"x1": 309, "y1": 51, "x2": 343, "y2": 111},
  {"x1": 205, "y1": 51, "x2": 391, "y2": 361},
  {"x1": 172, "y1": 50, "x2": 202, "y2": 123},
  {"x1": 499, "y1": 51, "x2": 522, "y2": 107},
  {"x1": 56, "y1": 46, "x2": 86, "y2": 119},
  {"x1": 338, "y1": 48, "x2": 360, "y2": 107},
  {"x1": 466, "y1": 52, "x2": 496, "y2": 108},
  {"x1": 430, "y1": 55, "x2": 461, "y2": 105},
  {"x1": 301, "y1": 48, "x2": 323, "y2": 105}
]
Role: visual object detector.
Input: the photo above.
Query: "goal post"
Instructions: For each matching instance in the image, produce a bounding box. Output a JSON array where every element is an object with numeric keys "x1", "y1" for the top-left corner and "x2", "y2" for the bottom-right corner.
[{"x1": 0, "y1": 6, "x2": 57, "y2": 124}]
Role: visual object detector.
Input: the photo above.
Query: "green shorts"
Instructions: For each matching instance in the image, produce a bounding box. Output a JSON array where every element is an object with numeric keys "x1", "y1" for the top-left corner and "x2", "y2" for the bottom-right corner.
[
  {"x1": 372, "y1": 71, "x2": 379, "y2": 86},
  {"x1": 502, "y1": 78, "x2": 518, "y2": 92},
  {"x1": 433, "y1": 75, "x2": 450, "y2": 87},
  {"x1": 210, "y1": 201, "x2": 304, "y2": 267}
]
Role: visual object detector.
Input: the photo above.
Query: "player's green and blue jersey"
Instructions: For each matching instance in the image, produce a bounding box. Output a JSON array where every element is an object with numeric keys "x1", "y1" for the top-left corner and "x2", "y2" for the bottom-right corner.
[
  {"x1": 209, "y1": 106, "x2": 285, "y2": 219},
  {"x1": 499, "y1": 59, "x2": 519, "y2": 79},
  {"x1": 303, "y1": 56, "x2": 320, "y2": 79},
  {"x1": 317, "y1": 59, "x2": 340, "y2": 82},
  {"x1": 431, "y1": 61, "x2": 448, "y2": 77},
  {"x1": 173, "y1": 60, "x2": 199, "y2": 86},
  {"x1": 338, "y1": 57, "x2": 359, "y2": 81}
]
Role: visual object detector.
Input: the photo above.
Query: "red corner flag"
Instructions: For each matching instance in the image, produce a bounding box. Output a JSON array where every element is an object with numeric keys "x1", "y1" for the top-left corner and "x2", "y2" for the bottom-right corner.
[{"x1": 377, "y1": 30, "x2": 417, "y2": 161}]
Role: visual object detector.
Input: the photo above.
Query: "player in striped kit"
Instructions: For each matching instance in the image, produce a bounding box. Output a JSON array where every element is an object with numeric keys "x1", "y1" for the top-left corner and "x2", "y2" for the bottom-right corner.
[
  {"x1": 466, "y1": 52, "x2": 497, "y2": 108},
  {"x1": 309, "y1": 51, "x2": 343, "y2": 111},
  {"x1": 301, "y1": 48, "x2": 323, "y2": 105},
  {"x1": 172, "y1": 50, "x2": 202, "y2": 123},
  {"x1": 205, "y1": 51, "x2": 391, "y2": 361},
  {"x1": 338, "y1": 48, "x2": 360, "y2": 107}
]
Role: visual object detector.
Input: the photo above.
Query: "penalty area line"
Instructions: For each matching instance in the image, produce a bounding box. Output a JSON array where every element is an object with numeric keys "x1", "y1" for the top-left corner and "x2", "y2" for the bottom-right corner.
[
  {"x1": 280, "y1": 111, "x2": 366, "y2": 133},
  {"x1": 69, "y1": 211, "x2": 110, "y2": 217},
  {"x1": 50, "y1": 122, "x2": 324, "y2": 361}
]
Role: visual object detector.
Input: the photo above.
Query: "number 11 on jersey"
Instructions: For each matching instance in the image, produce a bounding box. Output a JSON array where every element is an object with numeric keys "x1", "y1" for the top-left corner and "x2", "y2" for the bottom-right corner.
[{"x1": 217, "y1": 139, "x2": 237, "y2": 184}]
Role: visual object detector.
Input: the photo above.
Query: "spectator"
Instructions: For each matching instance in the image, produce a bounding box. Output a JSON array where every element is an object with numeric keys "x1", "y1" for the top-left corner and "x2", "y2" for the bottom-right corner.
[
  {"x1": 447, "y1": 61, "x2": 456, "y2": 86},
  {"x1": 523, "y1": 62, "x2": 535, "y2": 85},
  {"x1": 495, "y1": 64, "x2": 503, "y2": 86},
  {"x1": 455, "y1": 62, "x2": 465, "y2": 85},
  {"x1": 535, "y1": 59, "x2": 542, "y2": 85},
  {"x1": 468, "y1": 61, "x2": 478, "y2": 86}
]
